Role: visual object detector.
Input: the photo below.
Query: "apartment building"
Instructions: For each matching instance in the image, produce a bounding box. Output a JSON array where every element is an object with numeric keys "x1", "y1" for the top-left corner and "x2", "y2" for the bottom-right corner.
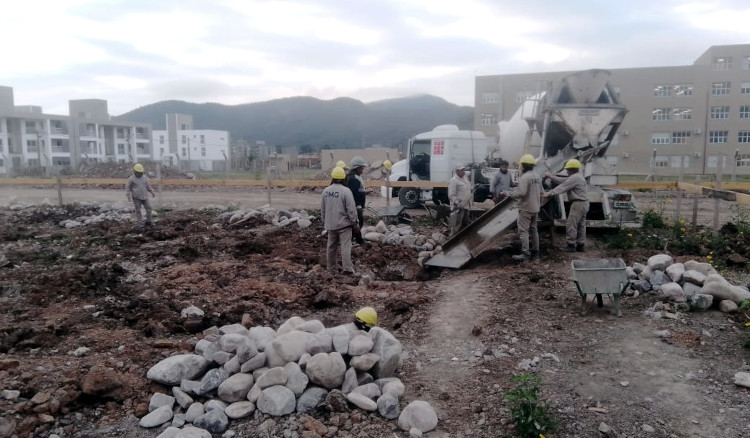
[
  {"x1": 475, "y1": 44, "x2": 750, "y2": 176},
  {"x1": 152, "y1": 114, "x2": 230, "y2": 172},
  {"x1": 0, "y1": 86, "x2": 152, "y2": 175}
]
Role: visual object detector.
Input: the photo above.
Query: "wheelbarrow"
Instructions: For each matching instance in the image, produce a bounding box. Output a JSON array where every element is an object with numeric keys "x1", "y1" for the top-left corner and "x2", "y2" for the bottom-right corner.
[{"x1": 571, "y1": 258, "x2": 630, "y2": 317}]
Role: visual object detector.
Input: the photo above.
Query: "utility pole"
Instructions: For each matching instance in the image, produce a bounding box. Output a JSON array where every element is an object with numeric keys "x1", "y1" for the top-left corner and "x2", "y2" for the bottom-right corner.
[
  {"x1": 186, "y1": 136, "x2": 192, "y2": 172},
  {"x1": 36, "y1": 126, "x2": 43, "y2": 176}
]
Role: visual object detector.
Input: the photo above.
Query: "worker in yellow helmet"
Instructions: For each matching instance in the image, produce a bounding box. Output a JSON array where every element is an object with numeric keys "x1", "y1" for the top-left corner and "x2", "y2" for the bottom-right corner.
[
  {"x1": 125, "y1": 163, "x2": 155, "y2": 228},
  {"x1": 354, "y1": 306, "x2": 377, "y2": 331},
  {"x1": 336, "y1": 160, "x2": 347, "y2": 169},
  {"x1": 501, "y1": 154, "x2": 541, "y2": 261},
  {"x1": 321, "y1": 166, "x2": 360, "y2": 275},
  {"x1": 543, "y1": 158, "x2": 589, "y2": 252}
]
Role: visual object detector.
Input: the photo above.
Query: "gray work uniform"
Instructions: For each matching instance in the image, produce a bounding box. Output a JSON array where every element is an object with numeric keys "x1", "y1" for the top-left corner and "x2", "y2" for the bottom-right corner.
[
  {"x1": 490, "y1": 171, "x2": 514, "y2": 201},
  {"x1": 448, "y1": 174, "x2": 472, "y2": 236},
  {"x1": 508, "y1": 170, "x2": 541, "y2": 254},
  {"x1": 125, "y1": 174, "x2": 154, "y2": 225},
  {"x1": 548, "y1": 172, "x2": 589, "y2": 247},
  {"x1": 321, "y1": 183, "x2": 359, "y2": 273}
]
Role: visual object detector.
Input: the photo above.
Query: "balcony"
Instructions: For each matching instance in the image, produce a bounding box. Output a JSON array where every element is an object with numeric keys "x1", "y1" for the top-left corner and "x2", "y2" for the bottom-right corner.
[
  {"x1": 51, "y1": 145, "x2": 70, "y2": 153},
  {"x1": 82, "y1": 130, "x2": 97, "y2": 138},
  {"x1": 50, "y1": 127, "x2": 69, "y2": 135}
]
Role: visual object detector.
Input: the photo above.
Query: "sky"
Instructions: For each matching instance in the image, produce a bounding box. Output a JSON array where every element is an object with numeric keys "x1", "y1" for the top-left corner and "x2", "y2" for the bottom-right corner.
[{"x1": 2, "y1": 0, "x2": 749, "y2": 115}]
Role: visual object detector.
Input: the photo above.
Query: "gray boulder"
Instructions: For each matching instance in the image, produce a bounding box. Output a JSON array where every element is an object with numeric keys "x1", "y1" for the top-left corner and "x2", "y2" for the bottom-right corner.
[
  {"x1": 149, "y1": 393, "x2": 175, "y2": 412},
  {"x1": 719, "y1": 300, "x2": 739, "y2": 313},
  {"x1": 224, "y1": 401, "x2": 255, "y2": 419},
  {"x1": 701, "y1": 274, "x2": 750, "y2": 304},
  {"x1": 296, "y1": 387, "x2": 329, "y2": 413},
  {"x1": 350, "y1": 353, "x2": 380, "y2": 371},
  {"x1": 306, "y1": 331, "x2": 334, "y2": 355},
  {"x1": 682, "y1": 269, "x2": 707, "y2": 286},
  {"x1": 256, "y1": 367, "x2": 288, "y2": 389},
  {"x1": 146, "y1": 355, "x2": 210, "y2": 386},
  {"x1": 398, "y1": 400, "x2": 438, "y2": 433},
  {"x1": 650, "y1": 270, "x2": 669, "y2": 289},
  {"x1": 185, "y1": 402, "x2": 204, "y2": 423},
  {"x1": 220, "y1": 333, "x2": 250, "y2": 353},
  {"x1": 306, "y1": 352, "x2": 347, "y2": 389},
  {"x1": 657, "y1": 282, "x2": 685, "y2": 302},
  {"x1": 684, "y1": 260, "x2": 718, "y2": 277},
  {"x1": 249, "y1": 327, "x2": 276, "y2": 351},
  {"x1": 172, "y1": 387, "x2": 193, "y2": 409},
  {"x1": 648, "y1": 254, "x2": 673, "y2": 271},
  {"x1": 377, "y1": 393, "x2": 400, "y2": 420},
  {"x1": 257, "y1": 385, "x2": 296, "y2": 416},
  {"x1": 193, "y1": 409, "x2": 229, "y2": 434},
  {"x1": 240, "y1": 352, "x2": 266, "y2": 373},
  {"x1": 284, "y1": 362, "x2": 309, "y2": 397},
  {"x1": 219, "y1": 323, "x2": 251, "y2": 336},
  {"x1": 346, "y1": 392, "x2": 377, "y2": 411},
  {"x1": 370, "y1": 328, "x2": 402, "y2": 378},
  {"x1": 139, "y1": 405, "x2": 173, "y2": 428},
  {"x1": 691, "y1": 294, "x2": 714, "y2": 311},
  {"x1": 341, "y1": 366, "x2": 358, "y2": 394},
  {"x1": 348, "y1": 335, "x2": 374, "y2": 356},
  {"x1": 194, "y1": 367, "x2": 230, "y2": 396},
  {"x1": 276, "y1": 316, "x2": 306, "y2": 336},
  {"x1": 268, "y1": 331, "x2": 313, "y2": 366},
  {"x1": 217, "y1": 372, "x2": 254, "y2": 402},
  {"x1": 665, "y1": 263, "x2": 685, "y2": 282},
  {"x1": 351, "y1": 383, "x2": 381, "y2": 400}
]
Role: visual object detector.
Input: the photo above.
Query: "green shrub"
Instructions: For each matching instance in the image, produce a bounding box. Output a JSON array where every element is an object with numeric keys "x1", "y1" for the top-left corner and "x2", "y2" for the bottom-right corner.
[
  {"x1": 504, "y1": 374, "x2": 556, "y2": 438},
  {"x1": 642, "y1": 209, "x2": 666, "y2": 229}
]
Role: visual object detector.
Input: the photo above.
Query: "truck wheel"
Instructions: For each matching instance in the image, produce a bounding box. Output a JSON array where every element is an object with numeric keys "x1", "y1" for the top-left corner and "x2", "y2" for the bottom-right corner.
[{"x1": 398, "y1": 188, "x2": 422, "y2": 209}]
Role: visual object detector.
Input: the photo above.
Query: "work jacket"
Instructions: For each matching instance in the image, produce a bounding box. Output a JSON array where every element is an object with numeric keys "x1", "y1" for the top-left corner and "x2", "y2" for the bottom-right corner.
[
  {"x1": 509, "y1": 170, "x2": 541, "y2": 213},
  {"x1": 321, "y1": 183, "x2": 358, "y2": 231},
  {"x1": 125, "y1": 175, "x2": 153, "y2": 200},
  {"x1": 548, "y1": 172, "x2": 588, "y2": 202},
  {"x1": 345, "y1": 171, "x2": 367, "y2": 208},
  {"x1": 448, "y1": 175, "x2": 471, "y2": 209}
]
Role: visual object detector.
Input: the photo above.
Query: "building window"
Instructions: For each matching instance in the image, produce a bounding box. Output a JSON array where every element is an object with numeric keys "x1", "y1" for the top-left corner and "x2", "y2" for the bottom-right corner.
[
  {"x1": 652, "y1": 108, "x2": 670, "y2": 121},
  {"x1": 482, "y1": 92, "x2": 498, "y2": 104},
  {"x1": 117, "y1": 144, "x2": 125, "y2": 154},
  {"x1": 709, "y1": 130, "x2": 728, "y2": 144},
  {"x1": 652, "y1": 156, "x2": 669, "y2": 167},
  {"x1": 672, "y1": 108, "x2": 693, "y2": 120},
  {"x1": 712, "y1": 57, "x2": 732, "y2": 71},
  {"x1": 653, "y1": 85, "x2": 671, "y2": 97},
  {"x1": 26, "y1": 139, "x2": 38, "y2": 152},
  {"x1": 739, "y1": 131, "x2": 750, "y2": 143},
  {"x1": 514, "y1": 91, "x2": 533, "y2": 103},
  {"x1": 710, "y1": 106, "x2": 730, "y2": 119},
  {"x1": 707, "y1": 155, "x2": 727, "y2": 168},
  {"x1": 116, "y1": 128, "x2": 125, "y2": 139},
  {"x1": 200, "y1": 135, "x2": 205, "y2": 144},
  {"x1": 480, "y1": 113, "x2": 497, "y2": 126},
  {"x1": 651, "y1": 132, "x2": 671, "y2": 144},
  {"x1": 740, "y1": 105, "x2": 750, "y2": 119},
  {"x1": 25, "y1": 121, "x2": 37, "y2": 134},
  {"x1": 670, "y1": 156, "x2": 689, "y2": 169},
  {"x1": 673, "y1": 84, "x2": 693, "y2": 96},
  {"x1": 711, "y1": 82, "x2": 730, "y2": 95},
  {"x1": 741, "y1": 82, "x2": 750, "y2": 95},
  {"x1": 182, "y1": 147, "x2": 186, "y2": 156},
  {"x1": 181, "y1": 135, "x2": 186, "y2": 144},
  {"x1": 672, "y1": 131, "x2": 692, "y2": 144},
  {"x1": 160, "y1": 148, "x2": 164, "y2": 157},
  {"x1": 737, "y1": 154, "x2": 750, "y2": 167},
  {"x1": 201, "y1": 147, "x2": 206, "y2": 157},
  {"x1": 159, "y1": 135, "x2": 164, "y2": 144}
]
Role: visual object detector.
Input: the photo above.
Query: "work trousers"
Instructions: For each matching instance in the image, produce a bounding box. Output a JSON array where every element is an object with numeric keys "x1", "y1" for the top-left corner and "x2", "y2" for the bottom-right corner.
[
  {"x1": 449, "y1": 208, "x2": 470, "y2": 236},
  {"x1": 133, "y1": 198, "x2": 152, "y2": 225},
  {"x1": 517, "y1": 210, "x2": 539, "y2": 254},
  {"x1": 327, "y1": 227, "x2": 354, "y2": 273},
  {"x1": 566, "y1": 201, "x2": 590, "y2": 246}
]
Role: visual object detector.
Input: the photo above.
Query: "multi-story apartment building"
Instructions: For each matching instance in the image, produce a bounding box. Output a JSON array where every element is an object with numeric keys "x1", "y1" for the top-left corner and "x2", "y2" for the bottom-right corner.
[
  {"x1": 152, "y1": 114, "x2": 230, "y2": 172},
  {"x1": 475, "y1": 44, "x2": 750, "y2": 176},
  {"x1": 0, "y1": 86, "x2": 152, "y2": 175}
]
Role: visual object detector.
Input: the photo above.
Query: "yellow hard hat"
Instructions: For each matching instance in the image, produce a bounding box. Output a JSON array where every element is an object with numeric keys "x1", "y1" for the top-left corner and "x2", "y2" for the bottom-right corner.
[
  {"x1": 383, "y1": 160, "x2": 392, "y2": 170},
  {"x1": 355, "y1": 307, "x2": 378, "y2": 326},
  {"x1": 133, "y1": 163, "x2": 144, "y2": 172},
  {"x1": 336, "y1": 160, "x2": 347, "y2": 169},
  {"x1": 519, "y1": 154, "x2": 536, "y2": 165},
  {"x1": 565, "y1": 159, "x2": 581, "y2": 169},
  {"x1": 331, "y1": 166, "x2": 346, "y2": 180}
]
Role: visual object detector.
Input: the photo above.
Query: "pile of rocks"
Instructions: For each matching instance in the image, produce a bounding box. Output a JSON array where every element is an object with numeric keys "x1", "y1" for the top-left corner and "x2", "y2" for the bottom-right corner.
[
  {"x1": 627, "y1": 254, "x2": 750, "y2": 313},
  {"x1": 141, "y1": 315, "x2": 438, "y2": 436},
  {"x1": 217, "y1": 206, "x2": 313, "y2": 229},
  {"x1": 360, "y1": 221, "x2": 446, "y2": 262}
]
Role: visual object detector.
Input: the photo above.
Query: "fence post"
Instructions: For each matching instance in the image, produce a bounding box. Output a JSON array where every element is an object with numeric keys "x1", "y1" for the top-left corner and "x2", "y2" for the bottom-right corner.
[
  {"x1": 675, "y1": 158, "x2": 684, "y2": 220},
  {"x1": 156, "y1": 163, "x2": 163, "y2": 207},
  {"x1": 691, "y1": 175, "x2": 699, "y2": 229},
  {"x1": 56, "y1": 175, "x2": 63, "y2": 206},
  {"x1": 713, "y1": 156, "x2": 723, "y2": 230},
  {"x1": 266, "y1": 165, "x2": 272, "y2": 206}
]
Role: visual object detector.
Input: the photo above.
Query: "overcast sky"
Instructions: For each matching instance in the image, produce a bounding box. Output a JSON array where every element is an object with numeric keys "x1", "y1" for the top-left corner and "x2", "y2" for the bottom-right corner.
[{"x1": 3, "y1": 0, "x2": 749, "y2": 115}]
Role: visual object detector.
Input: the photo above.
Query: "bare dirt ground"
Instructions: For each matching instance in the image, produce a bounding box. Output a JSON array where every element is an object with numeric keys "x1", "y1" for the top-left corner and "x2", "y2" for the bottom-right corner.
[{"x1": 1, "y1": 187, "x2": 749, "y2": 438}]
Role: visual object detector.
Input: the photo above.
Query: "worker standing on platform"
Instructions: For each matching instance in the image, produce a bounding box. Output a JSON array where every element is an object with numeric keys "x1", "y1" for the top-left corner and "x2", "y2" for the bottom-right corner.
[
  {"x1": 543, "y1": 159, "x2": 589, "y2": 252},
  {"x1": 502, "y1": 154, "x2": 541, "y2": 262},
  {"x1": 448, "y1": 164, "x2": 472, "y2": 236}
]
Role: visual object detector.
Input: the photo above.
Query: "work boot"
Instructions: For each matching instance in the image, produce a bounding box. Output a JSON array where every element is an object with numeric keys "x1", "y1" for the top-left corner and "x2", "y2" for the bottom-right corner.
[
  {"x1": 512, "y1": 252, "x2": 531, "y2": 262},
  {"x1": 561, "y1": 244, "x2": 576, "y2": 252},
  {"x1": 575, "y1": 244, "x2": 585, "y2": 252}
]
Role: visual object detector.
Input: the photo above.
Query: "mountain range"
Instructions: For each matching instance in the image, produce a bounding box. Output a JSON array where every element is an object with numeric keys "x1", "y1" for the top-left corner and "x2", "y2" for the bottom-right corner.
[{"x1": 116, "y1": 95, "x2": 474, "y2": 149}]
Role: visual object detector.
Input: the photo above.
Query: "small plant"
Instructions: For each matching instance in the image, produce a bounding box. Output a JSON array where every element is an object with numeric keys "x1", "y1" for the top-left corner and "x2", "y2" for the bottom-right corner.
[
  {"x1": 504, "y1": 374, "x2": 556, "y2": 438},
  {"x1": 642, "y1": 209, "x2": 666, "y2": 229}
]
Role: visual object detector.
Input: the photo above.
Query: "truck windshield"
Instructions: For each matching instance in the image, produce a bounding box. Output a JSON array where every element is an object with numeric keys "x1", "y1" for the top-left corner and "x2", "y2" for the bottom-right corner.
[{"x1": 410, "y1": 139, "x2": 431, "y2": 180}]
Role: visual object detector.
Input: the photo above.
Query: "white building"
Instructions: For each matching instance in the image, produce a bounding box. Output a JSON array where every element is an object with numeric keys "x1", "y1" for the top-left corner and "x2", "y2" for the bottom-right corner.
[
  {"x1": 0, "y1": 86, "x2": 152, "y2": 175},
  {"x1": 152, "y1": 113, "x2": 230, "y2": 171}
]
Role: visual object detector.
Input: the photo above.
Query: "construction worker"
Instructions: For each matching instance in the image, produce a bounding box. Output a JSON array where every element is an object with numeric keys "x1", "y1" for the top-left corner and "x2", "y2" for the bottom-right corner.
[
  {"x1": 542, "y1": 159, "x2": 589, "y2": 252},
  {"x1": 125, "y1": 163, "x2": 155, "y2": 228},
  {"x1": 336, "y1": 160, "x2": 347, "y2": 169},
  {"x1": 321, "y1": 166, "x2": 360, "y2": 275},
  {"x1": 490, "y1": 160, "x2": 515, "y2": 204},
  {"x1": 448, "y1": 163, "x2": 472, "y2": 236},
  {"x1": 501, "y1": 154, "x2": 541, "y2": 262},
  {"x1": 353, "y1": 306, "x2": 378, "y2": 332},
  {"x1": 346, "y1": 156, "x2": 369, "y2": 246}
]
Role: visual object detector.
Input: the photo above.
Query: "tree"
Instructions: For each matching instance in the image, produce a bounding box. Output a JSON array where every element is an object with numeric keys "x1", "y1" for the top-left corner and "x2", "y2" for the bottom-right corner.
[{"x1": 299, "y1": 144, "x2": 314, "y2": 154}]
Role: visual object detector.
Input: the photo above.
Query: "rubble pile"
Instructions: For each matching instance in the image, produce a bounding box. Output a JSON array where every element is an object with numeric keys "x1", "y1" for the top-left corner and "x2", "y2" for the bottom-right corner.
[
  {"x1": 626, "y1": 254, "x2": 750, "y2": 314},
  {"x1": 218, "y1": 206, "x2": 314, "y2": 230},
  {"x1": 360, "y1": 221, "x2": 446, "y2": 263},
  {"x1": 75, "y1": 161, "x2": 190, "y2": 179},
  {"x1": 3, "y1": 200, "x2": 157, "y2": 229},
  {"x1": 141, "y1": 314, "x2": 438, "y2": 436}
]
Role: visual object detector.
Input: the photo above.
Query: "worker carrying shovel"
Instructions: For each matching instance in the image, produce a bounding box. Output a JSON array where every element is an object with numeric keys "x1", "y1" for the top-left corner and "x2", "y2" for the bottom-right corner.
[{"x1": 448, "y1": 163, "x2": 472, "y2": 236}]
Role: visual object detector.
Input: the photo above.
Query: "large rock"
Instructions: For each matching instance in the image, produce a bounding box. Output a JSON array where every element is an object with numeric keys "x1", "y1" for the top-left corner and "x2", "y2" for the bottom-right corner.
[
  {"x1": 220, "y1": 333, "x2": 250, "y2": 353},
  {"x1": 172, "y1": 387, "x2": 193, "y2": 409},
  {"x1": 370, "y1": 328, "x2": 402, "y2": 378},
  {"x1": 665, "y1": 263, "x2": 685, "y2": 283},
  {"x1": 351, "y1": 383, "x2": 381, "y2": 400},
  {"x1": 398, "y1": 400, "x2": 438, "y2": 433},
  {"x1": 139, "y1": 405, "x2": 173, "y2": 428},
  {"x1": 82, "y1": 366, "x2": 123, "y2": 399},
  {"x1": 683, "y1": 260, "x2": 718, "y2": 277},
  {"x1": 193, "y1": 409, "x2": 229, "y2": 434},
  {"x1": 219, "y1": 323, "x2": 251, "y2": 336},
  {"x1": 306, "y1": 331, "x2": 334, "y2": 355},
  {"x1": 268, "y1": 331, "x2": 313, "y2": 366},
  {"x1": 691, "y1": 294, "x2": 714, "y2": 311},
  {"x1": 719, "y1": 300, "x2": 739, "y2": 313},
  {"x1": 650, "y1": 271, "x2": 670, "y2": 289},
  {"x1": 296, "y1": 319, "x2": 325, "y2": 333},
  {"x1": 240, "y1": 352, "x2": 266, "y2": 373},
  {"x1": 224, "y1": 401, "x2": 256, "y2": 419},
  {"x1": 257, "y1": 385, "x2": 296, "y2": 416},
  {"x1": 346, "y1": 392, "x2": 377, "y2": 411},
  {"x1": 701, "y1": 274, "x2": 750, "y2": 304},
  {"x1": 194, "y1": 368, "x2": 230, "y2": 396},
  {"x1": 682, "y1": 270, "x2": 707, "y2": 286},
  {"x1": 284, "y1": 362, "x2": 309, "y2": 397},
  {"x1": 217, "y1": 373, "x2": 254, "y2": 402},
  {"x1": 376, "y1": 378, "x2": 405, "y2": 397},
  {"x1": 149, "y1": 393, "x2": 175, "y2": 412},
  {"x1": 249, "y1": 327, "x2": 276, "y2": 351},
  {"x1": 350, "y1": 353, "x2": 380, "y2": 371},
  {"x1": 276, "y1": 316, "x2": 306, "y2": 336},
  {"x1": 306, "y1": 352, "x2": 346, "y2": 389},
  {"x1": 682, "y1": 282, "x2": 702, "y2": 299},
  {"x1": 348, "y1": 335, "x2": 374, "y2": 356},
  {"x1": 174, "y1": 426, "x2": 211, "y2": 438},
  {"x1": 377, "y1": 393, "x2": 400, "y2": 420},
  {"x1": 648, "y1": 254, "x2": 673, "y2": 271},
  {"x1": 235, "y1": 337, "x2": 258, "y2": 363},
  {"x1": 341, "y1": 366, "x2": 358, "y2": 394},
  {"x1": 657, "y1": 282, "x2": 685, "y2": 302},
  {"x1": 297, "y1": 387, "x2": 328, "y2": 413},
  {"x1": 147, "y1": 355, "x2": 210, "y2": 386},
  {"x1": 185, "y1": 402, "x2": 204, "y2": 423},
  {"x1": 256, "y1": 367, "x2": 288, "y2": 389},
  {"x1": 735, "y1": 372, "x2": 750, "y2": 388}
]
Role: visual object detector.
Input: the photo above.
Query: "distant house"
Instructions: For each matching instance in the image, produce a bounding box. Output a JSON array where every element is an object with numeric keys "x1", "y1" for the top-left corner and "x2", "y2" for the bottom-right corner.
[
  {"x1": 152, "y1": 113, "x2": 230, "y2": 172},
  {"x1": 321, "y1": 148, "x2": 399, "y2": 170}
]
